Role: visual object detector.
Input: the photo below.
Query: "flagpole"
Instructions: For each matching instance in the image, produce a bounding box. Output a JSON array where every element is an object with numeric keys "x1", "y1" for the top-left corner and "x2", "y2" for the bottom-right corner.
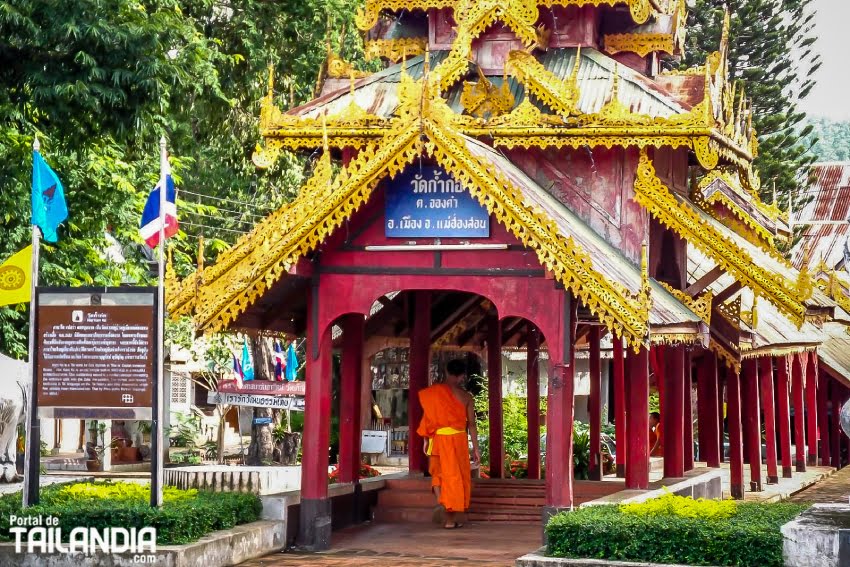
[
  {"x1": 23, "y1": 138, "x2": 42, "y2": 508},
  {"x1": 151, "y1": 136, "x2": 167, "y2": 508}
]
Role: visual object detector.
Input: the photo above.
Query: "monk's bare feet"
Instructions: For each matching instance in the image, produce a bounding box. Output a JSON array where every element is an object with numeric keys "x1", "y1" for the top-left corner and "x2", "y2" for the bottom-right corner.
[{"x1": 432, "y1": 504, "x2": 446, "y2": 524}]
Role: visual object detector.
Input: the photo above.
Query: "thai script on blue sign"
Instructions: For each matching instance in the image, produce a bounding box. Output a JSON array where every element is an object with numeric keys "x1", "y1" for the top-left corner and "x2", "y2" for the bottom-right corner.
[{"x1": 385, "y1": 166, "x2": 490, "y2": 238}]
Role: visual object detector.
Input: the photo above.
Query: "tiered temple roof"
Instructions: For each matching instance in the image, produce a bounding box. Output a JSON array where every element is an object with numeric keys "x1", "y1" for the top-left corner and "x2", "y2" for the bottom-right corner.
[{"x1": 168, "y1": 0, "x2": 850, "y2": 378}]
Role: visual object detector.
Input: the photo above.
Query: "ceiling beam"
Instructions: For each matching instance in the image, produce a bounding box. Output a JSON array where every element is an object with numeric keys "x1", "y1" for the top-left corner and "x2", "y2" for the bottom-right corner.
[
  {"x1": 430, "y1": 296, "x2": 482, "y2": 342},
  {"x1": 685, "y1": 264, "x2": 724, "y2": 297}
]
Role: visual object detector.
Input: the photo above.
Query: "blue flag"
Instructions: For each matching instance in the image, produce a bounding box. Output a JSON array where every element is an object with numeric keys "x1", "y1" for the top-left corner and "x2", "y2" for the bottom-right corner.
[
  {"x1": 284, "y1": 342, "x2": 298, "y2": 382},
  {"x1": 242, "y1": 338, "x2": 254, "y2": 381},
  {"x1": 32, "y1": 150, "x2": 68, "y2": 243}
]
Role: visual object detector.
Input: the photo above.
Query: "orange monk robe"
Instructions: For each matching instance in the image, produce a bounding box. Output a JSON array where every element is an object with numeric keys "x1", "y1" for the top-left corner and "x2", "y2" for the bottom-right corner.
[
  {"x1": 651, "y1": 423, "x2": 664, "y2": 457},
  {"x1": 417, "y1": 384, "x2": 471, "y2": 513}
]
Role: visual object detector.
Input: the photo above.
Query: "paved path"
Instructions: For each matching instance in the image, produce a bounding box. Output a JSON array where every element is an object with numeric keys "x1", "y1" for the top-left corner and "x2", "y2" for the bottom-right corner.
[
  {"x1": 788, "y1": 464, "x2": 850, "y2": 504},
  {"x1": 240, "y1": 523, "x2": 541, "y2": 567}
]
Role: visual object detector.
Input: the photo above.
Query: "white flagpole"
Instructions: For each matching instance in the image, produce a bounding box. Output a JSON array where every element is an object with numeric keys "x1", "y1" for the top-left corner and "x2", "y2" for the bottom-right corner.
[
  {"x1": 152, "y1": 136, "x2": 167, "y2": 508},
  {"x1": 23, "y1": 138, "x2": 42, "y2": 508}
]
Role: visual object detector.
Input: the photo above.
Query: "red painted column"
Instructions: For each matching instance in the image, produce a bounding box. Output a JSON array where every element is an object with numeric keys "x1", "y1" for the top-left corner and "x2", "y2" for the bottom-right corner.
[
  {"x1": 830, "y1": 381, "x2": 842, "y2": 469},
  {"x1": 545, "y1": 294, "x2": 576, "y2": 511},
  {"x1": 488, "y1": 312, "x2": 504, "y2": 478},
  {"x1": 625, "y1": 346, "x2": 650, "y2": 490},
  {"x1": 663, "y1": 345, "x2": 685, "y2": 478},
  {"x1": 588, "y1": 327, "x2": 602, "y2": 481},
  {"x1": 817, "y1": 366, "x2": 831, "y2": 466},
  {"x1": 408, "y1": 290, "x2": 431, "y2": 475},
  {"x1": 717, "y1": 373, "x2": 726, "y2": 463},
  {"x1": 527, "y1": 324, "x2": 541, "y2": 480},
  {"x1": 299, "y1": 284, "x2": 333, "y2": 549},
  {"x1": 726, "y1": 366, "x2": 745, "y2": 499},
  {"x1": 806, "y1": 351, "x2": 819, "y2": 466},
  {"x1": 697, "y1": 352, "x2": 721, "y2": 467},
  {"x1": 792, "y1": 354, "x2": 807, "y2": 472},
  {"x1": 613, "y1": 337, "x2": 626, "y2": 478},
  {"x1": 339, "y1": 314, "x2": 364, "y2": 484},
  {"x1": 759, "y1": 357, "x2": 778, "y2": 484},
  {"x1": 776, "y1": 355, "x2": 793, "y2": 478},
  {"x1": 742, "y1": 358, "x2": 763, "y2": 491},
  {"x1": 684, "y1": 351, "x2": 694, "y2": 471}
]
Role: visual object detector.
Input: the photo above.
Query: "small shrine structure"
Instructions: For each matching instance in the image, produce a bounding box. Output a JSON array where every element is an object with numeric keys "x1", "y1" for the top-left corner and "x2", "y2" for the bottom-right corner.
[{"x1": 169, "y1": 0, "x2": 850, "y2": 549}]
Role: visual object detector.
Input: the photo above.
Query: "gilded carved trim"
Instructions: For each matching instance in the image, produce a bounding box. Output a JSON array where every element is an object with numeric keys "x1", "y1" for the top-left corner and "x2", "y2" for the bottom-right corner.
[
  {"x1": 633, "y1": 150, "x2": 808, "y2": 327},
  {"x1": 365, "y1": 38, "x2": 428, "y2": 62},
  {"x1": 604, "y1": 33, "x2": 675, "y2": 57},
  {"x1": 506, "y1": 49, "x2": 582, "y2": 117},
  {"x1": 657, "y1": 281, "x2": 712, "y2": 325},
  {"x1": 709, "y1": 337, "x2": 741, "y2": 374}
]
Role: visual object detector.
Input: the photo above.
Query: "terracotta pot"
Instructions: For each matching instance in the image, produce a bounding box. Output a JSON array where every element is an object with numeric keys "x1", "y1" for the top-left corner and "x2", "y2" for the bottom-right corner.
[
  {"x1": 85, "y1": 460, "x2": 102, "y2": 472},
  {"x1": 118, "y1": 447, "x2": 140, "y2": 462}
]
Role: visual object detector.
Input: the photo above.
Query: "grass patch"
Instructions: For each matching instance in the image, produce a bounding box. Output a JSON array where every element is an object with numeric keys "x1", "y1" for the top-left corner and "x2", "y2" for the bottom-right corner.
[
  {"x1": 547, "y1": 494, "x2": 808, "y2": 567},
  {"x1": 0, "y1": 481, "x2": 262, "y2": 545}
]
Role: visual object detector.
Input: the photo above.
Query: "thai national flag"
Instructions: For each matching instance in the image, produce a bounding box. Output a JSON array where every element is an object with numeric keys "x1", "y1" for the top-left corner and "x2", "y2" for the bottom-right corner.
[
  {"x1": 232, "y1": 353, "x2": 244, "y2": 387},
  {"x1": 139, "y1": 146, "x2": 178, "y2": 248},
  {"x1": 273, "y1": 340, "x2": 285, "y2": 381}
]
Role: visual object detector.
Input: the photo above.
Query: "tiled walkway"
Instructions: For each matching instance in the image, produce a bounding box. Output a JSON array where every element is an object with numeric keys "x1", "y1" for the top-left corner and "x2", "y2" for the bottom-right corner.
[
  {"x1": 240, "y1": 523, "x2": 542, "y2": 567},
  {"x1": 788, "y1": 464, "x2": 850, "y2": 503}
]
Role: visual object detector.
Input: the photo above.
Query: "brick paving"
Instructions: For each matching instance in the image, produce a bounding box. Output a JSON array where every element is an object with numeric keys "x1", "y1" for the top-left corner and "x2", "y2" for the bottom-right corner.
[
  {"x1": 788, "y1": 464, "x2": 850, "y2": 504},
  {"x1": 240, "y1": 522, "x2": 542, "y2": 567}
]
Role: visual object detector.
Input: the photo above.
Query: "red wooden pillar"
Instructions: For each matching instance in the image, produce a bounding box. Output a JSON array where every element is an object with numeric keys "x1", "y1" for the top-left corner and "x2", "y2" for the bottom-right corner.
[
  {"x1": 684, "y1": 351, "x2": 694, "y2": 471},
  {"x1": 588, "y1": 327, "x2": 602, "y2": 481},
  {"x1": 663, "y1": 345, "x2": 685, "y2": 478},
  {"x1": 697, "y1": 352, "x2": 721, "y2": 467},
  {"x1": 830, "y1": 380, "x2": 842, "y2": 469},
  {"x1": 299, "y1": 285, "x2": 333, "y2": 549},
  {"x1": 717, "y1": 373, "x2": 726, "y2": 463},
  {"x1": 408, "y1": 290, "x2": 431, "y2": 475},
  {"x1": 792, "y1": 353, "x2": 807, "y2": 472},
  {"x1": 817, "y1": 365, "x2": 831, "y2": 466},
  {"x1": 545, "y1": 294, "x2": 576, "y2": 512},
  {"x1": 487, "y1": 313, "x2": 504, "y2": 478},
  {"x1": 527, "y1": 324, "x2": 541, "y2": 480},
  {"x1": 625, "y1": 346, "x2": 650, "y2": 489},
  {"x1": 742, "y1": 358, "x2": 763, "y2": 491},
  {"x1": 613, "y1": 337, "x2": 626, "y2": 478},
  {"x1": 339, "y1": 314, "x2": 364, "y2": 484},
  {"x1": 806, "y1": 351, "x2": 819, "y2": 466},
  {"x1": 726, "y1": 366, "x2": 745, "y2": 499},
  {"x1": 776, "y1": 355, "x2": 793, "y2": 478},
  {"x1": 759, "y1": 357, "x2": 778, "y2": 484}
]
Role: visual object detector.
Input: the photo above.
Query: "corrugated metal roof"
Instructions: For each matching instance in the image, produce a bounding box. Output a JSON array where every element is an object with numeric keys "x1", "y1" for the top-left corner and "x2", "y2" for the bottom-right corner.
[
  {"x1": 816, "y1": 322, "x2": 850, "y2": 388},
  {"x1": 792, "y1": 162, "x2": 850, "y2": 270},
  {"x1": 463, "y1": 136, "x2": 703, "y2": 331},
  {"x1": 294, "y1": 48, "x2": 688, "y2": 120}
]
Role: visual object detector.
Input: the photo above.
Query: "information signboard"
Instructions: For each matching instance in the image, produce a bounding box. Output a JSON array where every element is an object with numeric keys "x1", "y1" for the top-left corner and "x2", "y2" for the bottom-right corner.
[
  {"x1": 385, "y1": 166, "x2": 490, "y2": 238},
  {"x1": 217, "y1": 379, "x2": 306, "y2": 396},
  {"x1": 35, "y1": 288, "x2": 157, "y2": 419},
  {"x1": 207, "y1": 391, "x2": 305, "y2": 411}
]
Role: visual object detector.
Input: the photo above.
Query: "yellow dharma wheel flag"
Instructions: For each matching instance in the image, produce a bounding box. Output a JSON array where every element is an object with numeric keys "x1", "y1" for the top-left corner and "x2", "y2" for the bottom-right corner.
[{"x1": 0, "y1": 246, "x2": 33, "y2": 307}]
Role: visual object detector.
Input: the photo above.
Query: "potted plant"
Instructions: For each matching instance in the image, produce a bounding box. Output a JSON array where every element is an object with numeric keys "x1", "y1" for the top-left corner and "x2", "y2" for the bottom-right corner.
[{"x1": 84, "y1": 422, "x2": 108, "y2": 471}]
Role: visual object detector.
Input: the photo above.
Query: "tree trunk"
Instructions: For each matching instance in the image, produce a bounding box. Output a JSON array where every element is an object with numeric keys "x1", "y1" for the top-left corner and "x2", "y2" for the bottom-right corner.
[
  {"x1": 246, "y1": 336, "x2": 278, "y2": 465},
  {"x1": 216, "y1": 408, "x2": 226, "y2": 464}
]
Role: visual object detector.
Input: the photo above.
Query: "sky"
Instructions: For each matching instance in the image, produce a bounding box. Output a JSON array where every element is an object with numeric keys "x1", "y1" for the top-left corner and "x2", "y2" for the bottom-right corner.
[{"x1": 800, "y1": 0, "x2": 850, "y2": 121}]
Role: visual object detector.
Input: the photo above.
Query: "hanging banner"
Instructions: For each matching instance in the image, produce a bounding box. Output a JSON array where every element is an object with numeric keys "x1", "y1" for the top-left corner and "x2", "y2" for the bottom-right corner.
[
  {"x1": 385, "y1": 166, "x2": 490, "y2": 238},
  {"x1": 207, "y1": 391, "x2": 305, "y2": 411},
  {"x1": 35, "y1": 288, "x2": 157, "y2": 419}
]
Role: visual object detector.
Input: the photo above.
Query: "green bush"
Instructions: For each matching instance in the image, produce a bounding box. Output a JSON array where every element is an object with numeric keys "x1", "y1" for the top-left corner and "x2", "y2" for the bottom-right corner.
[
  {"x1": 0, "y1": 481, "x2": 262, "y2": 545},
  {"x1": 546, "y1": 500, "x2": 808, "y2": 567}
]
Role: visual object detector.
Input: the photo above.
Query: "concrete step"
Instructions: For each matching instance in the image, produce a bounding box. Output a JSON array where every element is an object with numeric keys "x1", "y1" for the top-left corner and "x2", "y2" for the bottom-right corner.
[{"x1": 373, "y1": 506, "x2": 542, "y2": 524}]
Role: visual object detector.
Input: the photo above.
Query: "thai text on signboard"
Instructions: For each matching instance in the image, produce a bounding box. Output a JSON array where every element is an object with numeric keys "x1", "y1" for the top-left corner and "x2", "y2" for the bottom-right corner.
[
  {"x1": 217, "y1": 379, "x2": 306, "y2": 396},
  {"x1": 385, "y1": 166, "x2": 490, "y2": 238},
  {"x1": 36, "y1": 289, "x2": 156, "y2": 417},
  {"x1": 207, "y1": 391, "x2": 305, "y2": 411}
]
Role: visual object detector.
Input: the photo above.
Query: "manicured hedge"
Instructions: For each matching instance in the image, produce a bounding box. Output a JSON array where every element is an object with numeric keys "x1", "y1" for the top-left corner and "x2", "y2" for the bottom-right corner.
[
  {"x1": 0, "y1": 481, "x2": 262, "y2": 545},
  {"x1": 546, "y1": 497, "x2": 808, "y2": 567}
]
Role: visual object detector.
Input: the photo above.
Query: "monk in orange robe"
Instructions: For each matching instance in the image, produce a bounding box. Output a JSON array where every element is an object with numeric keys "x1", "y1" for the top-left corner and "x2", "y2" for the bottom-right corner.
[{"x1": 417, "y1": 359, "x2": 480, "y2": 529}]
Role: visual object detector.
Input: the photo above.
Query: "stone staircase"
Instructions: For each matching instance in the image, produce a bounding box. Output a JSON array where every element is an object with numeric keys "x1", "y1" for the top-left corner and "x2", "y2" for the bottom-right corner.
[{"x1": 372, "y1": 477, "x2": 624, "y2": 524}]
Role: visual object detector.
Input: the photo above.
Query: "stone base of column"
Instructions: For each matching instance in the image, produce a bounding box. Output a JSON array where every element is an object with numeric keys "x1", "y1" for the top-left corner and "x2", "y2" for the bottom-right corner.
[
  {"x1": 731, "y1": 484, "x2": 744, "y2": 499},
  {"x1": 749, "y1": 480, "x2": 763, "y2": 492},
  {"x1": 616, "y1": 464, "x2": 625, "y2": 478},
  {"x1": 782, "y1": 466, "x2": 793, "y2": 478},
  {"x1": 767, "y1": 475, "x2": 779, "y2": 484},
  {"x1": 298, "y1": 498, "x2": 332, "y2": 551},
  {"x1": 796, "y1": 459, "x2": 807, "y2": 473},
  {"x1": 807, "y1": 455, "x2": 817, "y2": 466}
]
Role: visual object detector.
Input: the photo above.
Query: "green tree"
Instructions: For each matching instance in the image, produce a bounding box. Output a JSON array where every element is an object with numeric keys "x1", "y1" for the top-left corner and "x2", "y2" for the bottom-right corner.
[
  {"x1": 682, "y1": 0, "x2": 819, "y2": 206},
  {"x1": 804, "y1": 117, "x2": 850, "y2": 162}
]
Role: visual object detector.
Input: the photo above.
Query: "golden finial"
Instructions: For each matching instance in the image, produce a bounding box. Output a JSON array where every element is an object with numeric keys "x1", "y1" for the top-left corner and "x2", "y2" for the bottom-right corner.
[
  {"x1": 267, "y1": 64, "x2": 275, "y2": 100},
  {"x1": 751, "y1": 295, "x2": 758, "y2": 329},
  {"x1": 424, "y1": 45, "x2": 431, "y2": 75},
  {"x1": 322, "y1": 111, "x2": 329, "y2": 152},
  {"x1": 349, "y1": 69, "x2": 356, "y2": 96},
  {"x1": 610, "y1": 63, "x2": 620, "y2": 103},
  {"x1": 197, "y1": 235, "x2": 205, "y2": 275},
  {"x1": 165, "y1": 244, "x2": 177, "y2": 288},
  {"x1": 641, "y1": 241, "x2": 648, "y2": 278}
]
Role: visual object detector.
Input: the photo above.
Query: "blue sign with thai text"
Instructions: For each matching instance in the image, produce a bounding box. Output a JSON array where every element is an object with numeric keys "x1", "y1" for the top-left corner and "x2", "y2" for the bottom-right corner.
[
  {"x1": 385, "y1": 166, "x2": 490, "y2": 238},
  {"x1": 252, "y1": 417, "x2": 273, "y2": 425}
]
